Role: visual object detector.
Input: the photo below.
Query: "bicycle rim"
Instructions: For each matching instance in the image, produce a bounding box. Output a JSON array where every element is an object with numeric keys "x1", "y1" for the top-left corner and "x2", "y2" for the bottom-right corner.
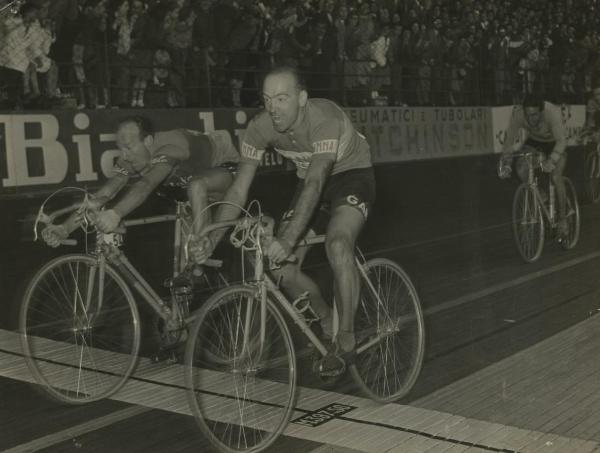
[
  {"x1": 585, "y1": 152, "x2": 600, "y2": 203},
  {"x1": 512, "y1": 184, "x2": 545, "y2": 263},
  {"x1": 19, "y1": 254, "x2": 140, "y2": 404},
  {"x1": 350, "y1": 258, "x2": 425, "y2": 403},
  {"x1": 562, "y1": 177, "x2": 581, "y2": 250},
  {"x1": 185, "y1": 285, "x2": 296, "y2": 453}
]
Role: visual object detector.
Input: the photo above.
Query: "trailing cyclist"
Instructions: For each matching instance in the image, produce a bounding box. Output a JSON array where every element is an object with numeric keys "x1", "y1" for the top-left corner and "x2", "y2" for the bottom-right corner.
[
  {"x1": 500, "y1": 93, "x2": 569, "y2": 236},
  {"x1": 42, "y1": 115, "x2": 239, "y2": 274},
  {"x1": 190, "y1": 65, "x2": 375, "y2": 377}
]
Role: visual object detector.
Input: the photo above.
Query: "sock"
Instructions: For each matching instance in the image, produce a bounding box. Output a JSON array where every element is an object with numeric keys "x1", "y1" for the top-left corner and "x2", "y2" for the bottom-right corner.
[
  {"x1": 336, "y1": 330, "x2": 356, "y2": 353},
  {"x1": 320, "y1": 313, "x2": 333, "y2": 339}
]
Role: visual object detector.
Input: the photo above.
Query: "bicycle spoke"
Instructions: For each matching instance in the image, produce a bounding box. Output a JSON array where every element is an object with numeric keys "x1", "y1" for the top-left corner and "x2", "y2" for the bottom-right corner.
[
  {"x1": 186, "y1": 285, "x2": 296, "y2": 453},
  {"x1": 351, "y1": 259, "x2": 424, "y2": 402},
  {"x1": 21, "y1": 255, "x2": 140, "y2": 404}
]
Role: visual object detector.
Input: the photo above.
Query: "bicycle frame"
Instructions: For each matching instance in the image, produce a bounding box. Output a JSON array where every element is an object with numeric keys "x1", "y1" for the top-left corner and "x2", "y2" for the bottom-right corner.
[
  {"x1": 520, "y1": 151, "x2": 557, "y2": 225},
  {"x1": 191, "y1": 219, "x2": 398, "y2": 359}
]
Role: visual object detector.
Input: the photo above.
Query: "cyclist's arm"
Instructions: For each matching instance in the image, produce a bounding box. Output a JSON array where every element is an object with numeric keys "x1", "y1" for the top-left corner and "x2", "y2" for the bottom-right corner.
[
  {"x1": 110, "y1": 145, "x2": 187, "y2": 218},
  {"x1": 549, "y1": 110, "x2": 567, "y2": 160},
  {"x1": 279, "y1": 158, "x2": 334, "y2": 248},
  {"x1": 502, "y1": 112, "x2": 523, "y2": 155},
  {"x1": 110, "y1": 162, "x2": 174, "y2": 219},
  {"x1": 90, "y1": 173, "x2": 130, "y2": 207},
  {"x1": 208, "y1": 161, "x2": 258, "y2": 244},
  {"x1": 58, "y1": 174, "x2": 129, "y2": 235}
]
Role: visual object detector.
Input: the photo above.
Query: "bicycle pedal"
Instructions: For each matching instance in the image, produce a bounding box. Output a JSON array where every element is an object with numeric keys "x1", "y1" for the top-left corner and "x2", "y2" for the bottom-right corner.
[{"x1": 151, "y1": 348, "x2": 179, "y2": 364}]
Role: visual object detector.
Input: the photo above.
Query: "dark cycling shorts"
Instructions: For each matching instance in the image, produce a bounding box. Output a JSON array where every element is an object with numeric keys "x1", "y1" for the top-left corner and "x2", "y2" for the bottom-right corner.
[
  {"x1": 525, "y1": 138, "x2": 555, "y2": 156},
  {"x1": 281, "y1": 167, "x2": 376, "y2": 234}
]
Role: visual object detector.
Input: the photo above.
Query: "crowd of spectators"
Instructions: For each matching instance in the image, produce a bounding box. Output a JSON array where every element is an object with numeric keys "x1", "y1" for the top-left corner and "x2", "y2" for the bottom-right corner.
[{"x1": 2, "y1": 0, "x2": 600, "y2": 109}]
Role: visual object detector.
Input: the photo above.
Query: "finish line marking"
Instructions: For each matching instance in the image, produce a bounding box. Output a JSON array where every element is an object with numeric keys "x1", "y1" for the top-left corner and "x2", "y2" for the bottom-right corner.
[{"x1": 1, "y1": 330, "x2": 597, "y2": 453}]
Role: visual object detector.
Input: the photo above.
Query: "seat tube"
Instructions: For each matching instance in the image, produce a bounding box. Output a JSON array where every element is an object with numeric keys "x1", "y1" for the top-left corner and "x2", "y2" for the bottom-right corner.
[
  {"x1": 549, "y1": 181, "x2": 555, "y2": 221},
  {"x1": 173, "y1": 203, "x2": 183, "y2": 277}
]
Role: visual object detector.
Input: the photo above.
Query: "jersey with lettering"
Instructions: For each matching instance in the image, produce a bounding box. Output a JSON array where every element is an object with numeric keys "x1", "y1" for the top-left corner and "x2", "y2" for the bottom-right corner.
[
  {"x1": 240, "y1": 98, "x2": 372, "y2": 178},
  {"x1": 504, "y1": 101, "x2": 567, "y2": 147},
  {"x1": 113, "y1": 129, "x2": 239, "y2": 186}
]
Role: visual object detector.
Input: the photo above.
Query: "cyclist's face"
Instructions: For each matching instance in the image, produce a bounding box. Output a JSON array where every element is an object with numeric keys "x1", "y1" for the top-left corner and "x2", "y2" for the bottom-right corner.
[
  {"x1": 524, "y1": 107, "x2": 542, "y2": 128},
  {"x1": 262, "y1": 73, "x2": 307, "y2": 133},
  {"x1": 116, "y1": 123, "x2": 151, "y2": 169}
]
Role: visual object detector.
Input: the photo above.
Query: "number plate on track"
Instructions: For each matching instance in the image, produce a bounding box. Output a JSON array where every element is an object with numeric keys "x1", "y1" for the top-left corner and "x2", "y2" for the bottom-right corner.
[{"x1": 292, "y1": 403, "x2": 357, "y2": 427}]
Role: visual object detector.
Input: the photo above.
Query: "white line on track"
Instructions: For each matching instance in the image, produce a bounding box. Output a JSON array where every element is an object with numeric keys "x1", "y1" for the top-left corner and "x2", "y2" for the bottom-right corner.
[
  {"x1": 2, "y1": 405, "x2": 151, "y2": 453},
  {"x1": 424, "y1": 250, "x2": 600, "y2": 316}
]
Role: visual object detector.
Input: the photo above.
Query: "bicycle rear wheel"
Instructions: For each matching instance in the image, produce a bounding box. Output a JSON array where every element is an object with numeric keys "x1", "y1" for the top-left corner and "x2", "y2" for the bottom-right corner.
[
  {"x1": 185, "y1": 285, "x2": 296, "y2": 453},
  {"x1": 350, "y1": 258, "x2": 425, "y2": 403},
  {"x1": 561, "y1": 177, "x2": 581, "y2": 250},
  {"x1": 512, "y1": 183, "x2": 545, "y2": 263},
  {"x1": 584, "y1": 150, "x2": 600, "y2": 204},
  {"x1": 19, "y1": 254, "x2": 140, "y2": 404}
]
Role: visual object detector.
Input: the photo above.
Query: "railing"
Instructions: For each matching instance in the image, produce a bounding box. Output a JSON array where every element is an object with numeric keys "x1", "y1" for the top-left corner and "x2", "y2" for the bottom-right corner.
[{"x1": 0, "y1": 43, "x2": 589, "y2": 109}]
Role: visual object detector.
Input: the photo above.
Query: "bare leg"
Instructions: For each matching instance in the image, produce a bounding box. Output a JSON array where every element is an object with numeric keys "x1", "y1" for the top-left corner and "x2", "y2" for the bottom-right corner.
[
  {"x1": 188, "y1": 167, "x2": 234, "y2": 236},
  {"x1": 270, "y1": 229, "x2": 331, "y2": 334},
  {"x1": 325, "y1": 205, "x2": 366, "y2": 352}
]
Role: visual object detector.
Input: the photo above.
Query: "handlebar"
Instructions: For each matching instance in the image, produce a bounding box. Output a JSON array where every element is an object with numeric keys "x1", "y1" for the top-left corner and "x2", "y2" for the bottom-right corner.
[
  {"x1": 198, "y1": 215, "x2": 298, "y2": 264},
  {"x1": 35, "y1": 200, "x2": 126, "y2": 247}
]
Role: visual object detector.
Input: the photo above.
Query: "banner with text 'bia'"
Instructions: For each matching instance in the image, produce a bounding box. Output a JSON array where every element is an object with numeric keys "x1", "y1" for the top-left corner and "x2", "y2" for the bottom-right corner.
[{"x1": 0, "y1": 109, "x2": 288, "y2": 196}]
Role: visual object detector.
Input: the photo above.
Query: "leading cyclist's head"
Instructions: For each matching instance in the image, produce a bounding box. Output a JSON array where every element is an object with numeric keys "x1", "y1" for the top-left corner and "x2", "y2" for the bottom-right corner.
[
  {"x1": 522, "y1": 93, "x2": 545, "y2": 128},
  {"x1": 115, "y1": 115, "x2": 155, "y2": 167},
  {"x1": 262, "y1": 65, "x2": 308, "y2": 133}
]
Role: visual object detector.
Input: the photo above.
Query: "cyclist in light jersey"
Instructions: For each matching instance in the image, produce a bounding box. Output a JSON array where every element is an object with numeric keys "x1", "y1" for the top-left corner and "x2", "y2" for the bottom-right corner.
[
  {"x1": 582, "y1": 85, "x2": 600, "y2": 144},
  {"x1": 190, "y1": 65, "x2": 375, "y2": 376},
  {"x1": 501, "y1": 94, "x2": 569, "y2": 235},
  {"x1": 42, "y1": 115, "x2": 239, "y2": 254}
]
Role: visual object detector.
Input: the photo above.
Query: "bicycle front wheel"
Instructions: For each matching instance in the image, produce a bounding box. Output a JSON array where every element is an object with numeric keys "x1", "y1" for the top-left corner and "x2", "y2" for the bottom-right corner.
[
  {"x1": 351, "y1": 258, "x2": 425, "y2": 403},
  {"x1": 561, "y1": 177, "x2": 581, "y2": 250},
  {"x1": 19, "y1": 254, "x2": 140, "y2": 404},
  {"x1": 512, "y1": 183, "x2": 545, "y2": 263},
  {"x1": 185, "y1": 285, "x2": 296, "y2": 453},
  {"x1": 584, "y1": 150, "x2": 600, "y2": 204}
]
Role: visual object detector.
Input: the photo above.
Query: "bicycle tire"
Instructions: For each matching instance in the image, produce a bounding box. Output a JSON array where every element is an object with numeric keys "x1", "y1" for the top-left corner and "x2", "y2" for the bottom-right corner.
[
  {"x1": 19, "y1": 254, "x2": 141, "y2": 404},
  {"x1": 584, "y1": 150, "x2": 600, "y2": 204},
  {"x1": 512, "y1": 183, "x2": 545, "y2": 263},
  {"x1": 185, "y1": 284, "x2": 296, "y2": 453},
  {"x1": 350, "y1": 258, "x2": 425, "y2": 403},
  {"x1": 561, "y1": 177, "x2": 581, "y2": 250}
]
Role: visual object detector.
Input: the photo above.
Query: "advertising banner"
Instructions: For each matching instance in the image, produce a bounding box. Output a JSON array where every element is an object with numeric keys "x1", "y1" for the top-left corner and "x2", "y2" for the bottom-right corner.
[
  {"x1": 0, "y1": 109, "x2": 286, "y2": 196},
  {"x1": 345, "y1": 106, "x2": 494, "y2": 163}
]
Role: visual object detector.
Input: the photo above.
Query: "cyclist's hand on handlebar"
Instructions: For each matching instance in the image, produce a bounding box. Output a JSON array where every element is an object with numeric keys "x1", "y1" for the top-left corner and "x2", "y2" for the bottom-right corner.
[
  {"x1": 541, "y1": 158, "x2": 556, "y2": 173},
  {"x1": 267, "y1": 237, "x2": 294, "y2": 264},
  {"x1": 94, "y1": 209, "x2": 122, "y2": 232},
  {"x1": 189, "y1": 235, "x2": 214, "y2": 265},
  {"x1": 42, "y1": 224, "x2": 68, "y2": 248}
]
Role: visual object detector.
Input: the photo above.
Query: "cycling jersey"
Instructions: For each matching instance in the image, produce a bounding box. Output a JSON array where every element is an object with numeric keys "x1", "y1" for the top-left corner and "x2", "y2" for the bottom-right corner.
[
  {"x1": 240, "y1": 98, "x2": 372, "y2": 178},
  {"x1": 114, "y1": 129, "x2": 239, "y2": 186},
  {"x1": 503, "y1": 101, "x2": 567, "y2": 150},
  {"x1": 586, "y1": 97, "x2": 600, "y2": 130}
]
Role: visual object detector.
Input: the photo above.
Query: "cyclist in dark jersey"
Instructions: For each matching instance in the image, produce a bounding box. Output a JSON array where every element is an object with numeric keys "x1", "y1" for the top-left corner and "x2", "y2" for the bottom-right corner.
[
  {"x1": 42, "y1": 115, "x2": 239, "y2": 247},
  {"x1": 190, "y1": 66, "x2": 375, "y2": 376}
]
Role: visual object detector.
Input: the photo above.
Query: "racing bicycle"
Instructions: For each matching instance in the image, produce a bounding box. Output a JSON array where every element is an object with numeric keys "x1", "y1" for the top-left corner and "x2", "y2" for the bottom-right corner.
[
  {"x1": 584, "y1": 141, "x2": 600, "y2": 204},
  {"x1": 500, "y1": 149, "x2": 580, "y2": 263},
  {"x1": 184, "y1": 212, "x2": 426, "y2": 453},
  {"x1": 18, "y1": 187, "x2": 226, "y2": 403}
]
